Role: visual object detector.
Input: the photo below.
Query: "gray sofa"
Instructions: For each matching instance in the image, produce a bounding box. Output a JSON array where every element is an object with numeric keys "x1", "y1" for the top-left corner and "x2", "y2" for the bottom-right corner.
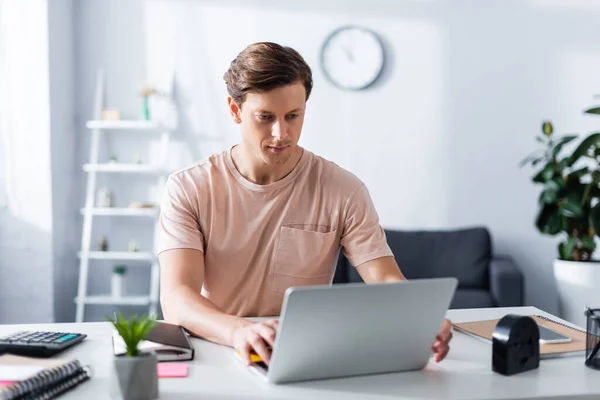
[{"x1": 333, "y1": 227, "x2": 524, "y2": 309}]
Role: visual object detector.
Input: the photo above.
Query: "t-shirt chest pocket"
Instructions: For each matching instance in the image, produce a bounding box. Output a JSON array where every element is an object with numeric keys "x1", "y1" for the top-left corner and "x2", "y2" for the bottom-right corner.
[{"x1": 271, "y1": 225, "x2": 339, "y2": 294}]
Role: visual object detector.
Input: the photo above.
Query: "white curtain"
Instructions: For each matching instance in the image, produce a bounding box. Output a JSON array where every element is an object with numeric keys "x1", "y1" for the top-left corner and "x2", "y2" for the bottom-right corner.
[{"x1": 0, "y1": 2, "x2": 17, "y2": 215}]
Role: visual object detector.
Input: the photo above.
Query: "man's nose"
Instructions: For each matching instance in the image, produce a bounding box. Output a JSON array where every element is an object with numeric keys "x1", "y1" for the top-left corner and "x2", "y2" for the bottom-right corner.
[{"x1": 271, "y1": 120, "x2": 288, "y2": 141}]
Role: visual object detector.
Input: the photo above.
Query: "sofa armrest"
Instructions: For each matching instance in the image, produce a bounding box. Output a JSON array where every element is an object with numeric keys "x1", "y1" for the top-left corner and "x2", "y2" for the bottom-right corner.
[{"x1": 489, "y1": 256, "x2": 524, "y2": 307}]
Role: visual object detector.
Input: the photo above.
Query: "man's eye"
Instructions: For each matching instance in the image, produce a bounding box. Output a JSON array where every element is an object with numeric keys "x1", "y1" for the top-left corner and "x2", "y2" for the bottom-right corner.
[
  {"x1": 286, "y1": 114, "x2": 299, "y2": 120},
  {"x1": 258, "y1": 115, "x2": 273, "y2": 121}
]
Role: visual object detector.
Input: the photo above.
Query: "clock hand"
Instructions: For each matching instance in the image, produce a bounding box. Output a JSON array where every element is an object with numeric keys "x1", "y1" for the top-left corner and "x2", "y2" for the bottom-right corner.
[{"x1": 341, "y1": 45, "x2": 355, "y2": 63}]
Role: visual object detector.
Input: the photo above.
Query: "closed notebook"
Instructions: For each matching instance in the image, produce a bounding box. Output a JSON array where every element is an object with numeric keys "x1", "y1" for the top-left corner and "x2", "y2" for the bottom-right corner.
[
  {"x1": 453, "y1": 315, "x2": 586, "y2": 358},
  {"x1": 112, "y1": 320, "x2": 194, "y2": 362},
  {"x1": 0, "y1": 354, "x2": 92, "y2": 400}
]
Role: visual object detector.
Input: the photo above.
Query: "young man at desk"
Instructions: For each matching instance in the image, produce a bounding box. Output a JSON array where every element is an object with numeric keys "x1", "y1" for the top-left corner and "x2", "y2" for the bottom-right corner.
[{"x1": 157, "y1": 42, "x2": 453, "y2": 366}]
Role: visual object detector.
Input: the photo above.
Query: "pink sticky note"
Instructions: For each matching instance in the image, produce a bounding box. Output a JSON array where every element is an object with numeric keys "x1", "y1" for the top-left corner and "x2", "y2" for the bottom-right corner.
[{"x1": 157, "y1": 363, "x2": 188, "y2": 378}]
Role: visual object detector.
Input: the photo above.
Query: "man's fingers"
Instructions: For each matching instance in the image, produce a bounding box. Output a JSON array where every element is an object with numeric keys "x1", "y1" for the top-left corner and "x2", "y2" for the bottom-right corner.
[
  {"x1": 256, "y1": 324, "x2": 277, "y2": 347},
  {"x1": 435, "y1": 345, "x2": 450, "y2": 362},
  {"x1": 248, "y1": 332, "x2": 272, "y2": 365},
  {"x1": 240, "y1": 341, "x2": 252, "y2": 366},
  {"x1": 264, "y1": 319, "x2": 279, "y2": 329},
  {"x1": 437, "y1": 321, "x2": 453, "y2": 343}
]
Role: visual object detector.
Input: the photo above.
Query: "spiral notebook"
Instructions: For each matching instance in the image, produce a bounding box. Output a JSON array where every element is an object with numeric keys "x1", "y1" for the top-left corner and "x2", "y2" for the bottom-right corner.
[
  {"x1": 453, "y1": 315, "x2": 587, "y2": 358},
  {"x1": 0, "y1": 354, "x2": 92, "y2": 400}
]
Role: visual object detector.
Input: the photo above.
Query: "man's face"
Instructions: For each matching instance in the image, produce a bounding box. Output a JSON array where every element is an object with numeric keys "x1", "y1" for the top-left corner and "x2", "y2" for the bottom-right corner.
[{"x1": 229, "y1": 82, "x2": 306, "y2": 165}]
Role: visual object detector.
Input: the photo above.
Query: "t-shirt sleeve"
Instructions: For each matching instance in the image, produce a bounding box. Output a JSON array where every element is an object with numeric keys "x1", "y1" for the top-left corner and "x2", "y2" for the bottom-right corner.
[
  {"x1": 340, "y1": 184, "x2": 393, "y2": 267},
  {"x1": 157, "y1": 175, "x2": 205, "y2": 255}
]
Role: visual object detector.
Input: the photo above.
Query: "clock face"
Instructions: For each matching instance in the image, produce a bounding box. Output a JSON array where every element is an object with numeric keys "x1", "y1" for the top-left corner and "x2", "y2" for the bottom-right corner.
[{"x1": 320, "y1": 26, "x2": 385, "y2": 91}]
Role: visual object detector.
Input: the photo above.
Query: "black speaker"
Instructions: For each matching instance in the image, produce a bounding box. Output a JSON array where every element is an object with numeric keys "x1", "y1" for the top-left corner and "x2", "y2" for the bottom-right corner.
[{"x1": 492, "y1": 314, "x2": 540, "y2": 376}]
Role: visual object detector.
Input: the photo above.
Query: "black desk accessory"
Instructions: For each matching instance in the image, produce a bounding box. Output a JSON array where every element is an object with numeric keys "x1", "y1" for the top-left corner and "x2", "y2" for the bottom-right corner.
[{"x1": 492, "y1": 314, "x2": 540, "y2": 376}]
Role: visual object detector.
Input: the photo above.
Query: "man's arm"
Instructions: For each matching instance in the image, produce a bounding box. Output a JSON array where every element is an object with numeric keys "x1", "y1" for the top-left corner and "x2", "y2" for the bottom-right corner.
[
  {"x1": 356, "y1": 255, "x2": 406, "y2": 283},
  {"x1": 159, "y1": 248, "x2": 278, "y2": 365},
  {"x1": 355, "y1": 255, "x2": 452, "y2": 362}
]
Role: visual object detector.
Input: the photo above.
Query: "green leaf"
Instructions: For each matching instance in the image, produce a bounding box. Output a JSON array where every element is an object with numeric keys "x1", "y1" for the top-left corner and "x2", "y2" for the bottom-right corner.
[
  {"x1": 552, "y1": 135, "x2": 578, "y2": 158},
  {"x1": 582, "y1": 236, "x2": 597, "y2": 252},
  {"x1": 531, "y1": 158, "x2": 544, "y2": 166},
  {"x1": 541, "y1": 180, "x2": 561, "y2": 203},
  {"x1": 568, "y1": 167, "x2": 589, "y2": 178},
  {"x1": 519, "y1": 149, "x2": 545, "y2": 168},
  {"x1": 568, "y1": 133, "x2": 600, "y2": 166},
  {"x1": 536, "y1": 136, "x2": 546, "y2": 144},
  {"x1": 558, "y1": 197, "x2": 584, "y2": 218},
  {"x1": 592, "y1": 203, "x2": 600, "y2": 238},
  {"x1": 532, "y1": 163, "x2": 554, "y2": 183},
  {"x1": 584, "y1": 106, "x2": 600, "y2": 115},
  {"x1": 535, "y1": 204, "x2": 560, "y2": 234},
  {"x1": 543, "y1": 164, "x2": 557, "y2": 181},
  {"x1": 560, "y1": 236, "x2": 577, "y2": 260}
]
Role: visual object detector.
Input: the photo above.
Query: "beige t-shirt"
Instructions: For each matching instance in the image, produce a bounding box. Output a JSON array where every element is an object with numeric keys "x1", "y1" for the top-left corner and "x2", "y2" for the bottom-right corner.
[{"x1": 157, "y1": 147, "x2": 393, "y2": 317}]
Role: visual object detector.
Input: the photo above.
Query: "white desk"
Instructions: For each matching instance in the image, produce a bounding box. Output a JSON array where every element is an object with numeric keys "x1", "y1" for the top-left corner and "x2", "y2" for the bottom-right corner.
[{"x1": 1, "y1": 307, "x2": 599, "y2": 400}]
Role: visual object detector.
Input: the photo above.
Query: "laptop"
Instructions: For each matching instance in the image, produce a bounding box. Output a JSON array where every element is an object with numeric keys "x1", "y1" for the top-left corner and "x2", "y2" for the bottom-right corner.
[{"x1": 240, "y1": 277, "x2": 457, "y2": 384}]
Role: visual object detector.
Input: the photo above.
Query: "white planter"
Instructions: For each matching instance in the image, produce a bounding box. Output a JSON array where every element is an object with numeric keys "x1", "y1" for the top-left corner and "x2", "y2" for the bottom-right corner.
[
  {"x1": 553, "y1": 259, "x2": 600, "y2": 327},
  {"x1": 112, "y1": 274, "x2": 123, "y2": 298}
]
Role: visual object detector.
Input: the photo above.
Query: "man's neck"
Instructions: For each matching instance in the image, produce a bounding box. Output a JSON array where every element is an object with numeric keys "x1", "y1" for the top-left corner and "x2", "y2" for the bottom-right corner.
[{"x1": 231, "y1": 144, "x2": 304, "y2": 185}]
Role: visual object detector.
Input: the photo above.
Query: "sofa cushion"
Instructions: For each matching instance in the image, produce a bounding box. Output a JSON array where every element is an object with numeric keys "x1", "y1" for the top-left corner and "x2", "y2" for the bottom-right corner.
[
  {"x1": 384, "y1": 227, "x2": 491, "y2": 289},
  {"x1": 450, "y1": 289, "x2": 495, "y2": 309}
]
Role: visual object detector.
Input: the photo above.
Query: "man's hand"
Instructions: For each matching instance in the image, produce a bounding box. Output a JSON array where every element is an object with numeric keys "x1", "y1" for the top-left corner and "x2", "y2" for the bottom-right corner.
[
  {"x1": 231, "y1": 320, "x2": 279, "y2": 366},
  {"x1": 432, "y1": 319, "x2": 453, "y2": 362}
]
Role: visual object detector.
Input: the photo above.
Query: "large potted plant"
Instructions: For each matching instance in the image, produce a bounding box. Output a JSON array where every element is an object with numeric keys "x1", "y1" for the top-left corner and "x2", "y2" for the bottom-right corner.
[
  {"x1": 107, "y1": 311, "x2": 158, "y2": 400},
  {"x1": 521, "y1": 108, "x2": 600, "y2": 326}
]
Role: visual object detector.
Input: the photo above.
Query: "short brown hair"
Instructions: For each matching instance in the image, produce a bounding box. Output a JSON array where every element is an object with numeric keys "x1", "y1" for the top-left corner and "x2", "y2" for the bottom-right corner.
[{"x1": 223, "y1": 42, "x2": 313, "y2": 107}]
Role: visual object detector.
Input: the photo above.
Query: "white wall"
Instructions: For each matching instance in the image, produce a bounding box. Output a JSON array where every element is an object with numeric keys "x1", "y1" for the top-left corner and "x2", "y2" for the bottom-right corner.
[
  {"x1": 68, "y1": 0, "x2": 600, "y2": 318},
  {"x1": 0, "y1": 0, "x2": 54, "y2": 323},
  {"x1": 49, "y1": 0, "x2": 77, "y2": 323}
]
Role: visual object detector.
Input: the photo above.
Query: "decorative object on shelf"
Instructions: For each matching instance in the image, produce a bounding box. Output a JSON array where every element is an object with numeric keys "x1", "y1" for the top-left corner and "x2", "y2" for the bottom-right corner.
[
  {"x1": 128, "y1": 201, "x2": 155, "y2": 209},
  {"x1": 111, "y1": 265, "x2": 127, "y2": 298},
  {"x1": 98, "y1": 236, "x2": 109, "y2": 251},
  {"x1": 128, "y1": 239, "x2": 140, "y2": 252},
  {"x1": 101, "y1": 108, "x2": 121, "y2": 121},
  {"x1": 107, "y1": 311, "x2": 158, "y2": 400},
  {"x1": 520, "y1": 105, "x2": 600, "y2": 326},
  {"x1": 492, "y1": 315, "x2": 540, "y2": 376},
  {"x1": 132, "y1": 152, "x2": 143, "y2": 164},
  {"x1": 109, "y1": 155, "x2": 118, "y2": 164},
  {"x1": 140, "y1": 86, "x2": 167, "y2": 121},
  {"x1": 320, "y1": 25, "x2": 386, "y2": 91},
  {"x1": 96, "y1": 187, "x2": 115, "y2": 208}
]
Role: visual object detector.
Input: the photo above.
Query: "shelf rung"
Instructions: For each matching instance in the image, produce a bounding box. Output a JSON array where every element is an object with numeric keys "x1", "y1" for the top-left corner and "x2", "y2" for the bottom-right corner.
[
  {"x1": 80, "y1": 207, "x2": 158, "y2": 217},
  {"x1": 78, "y1": 251, "x2": 155, "y2": 261},
  {"x1": 86, "y1": 120, "x2": 160, "y2": 130},
  {"x1": 83, "y1": 163, "x2": 163, "y2": 174},
  {"x1": 74, "y1": 296, "x2": 152, "y2": 305}
]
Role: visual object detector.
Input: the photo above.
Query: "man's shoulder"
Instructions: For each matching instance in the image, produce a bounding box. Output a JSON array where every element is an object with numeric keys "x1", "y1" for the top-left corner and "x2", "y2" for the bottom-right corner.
[
  {"x1": 168, "y1": 150, "x2": 228, "y2": 183},
  {"x1": 307, "y1": 152, "x2": 365, "y2": 195}
]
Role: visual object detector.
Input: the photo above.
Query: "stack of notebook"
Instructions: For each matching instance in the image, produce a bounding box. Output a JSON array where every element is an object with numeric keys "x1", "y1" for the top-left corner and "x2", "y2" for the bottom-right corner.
[
  {"x1": 0, "y1": 354, "x2": 91, "y2": 399},
  {"x1": 453, "y1": 314, "x2": 587, "y2": 358}
]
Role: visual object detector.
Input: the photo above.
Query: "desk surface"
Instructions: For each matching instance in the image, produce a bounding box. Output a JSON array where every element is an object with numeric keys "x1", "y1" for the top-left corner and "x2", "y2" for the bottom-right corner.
[{"x1": 1, "y1": 306, "x2": 598, "y2": 400}]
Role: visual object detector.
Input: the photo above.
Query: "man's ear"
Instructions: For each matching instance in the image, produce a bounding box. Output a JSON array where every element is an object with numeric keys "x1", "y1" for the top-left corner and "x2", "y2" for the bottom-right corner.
[{"x1": 227, "y1": 96, "x2": 242, "y2": 124}]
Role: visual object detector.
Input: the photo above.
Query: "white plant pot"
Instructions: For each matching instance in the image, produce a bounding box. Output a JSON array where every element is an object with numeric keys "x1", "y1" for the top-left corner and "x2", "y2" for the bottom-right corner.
[
  {"x1": 553, "y1": 258, "x2": 600, "y2": 327},
  {"x1": 112, "y1": 274, "x2": 123, "y2": 298}
]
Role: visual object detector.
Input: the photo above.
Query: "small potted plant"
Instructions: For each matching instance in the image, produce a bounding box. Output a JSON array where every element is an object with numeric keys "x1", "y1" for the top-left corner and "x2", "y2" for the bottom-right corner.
[
  {"x1": 521, "y1": 106, "x2": 600, "y2": 325},
  {"x1": 111, "y1": 265, "x2": 127, "y2": 298},
  {"x1": 107, "y1": 311, "x2": 158, "y2": 400}
]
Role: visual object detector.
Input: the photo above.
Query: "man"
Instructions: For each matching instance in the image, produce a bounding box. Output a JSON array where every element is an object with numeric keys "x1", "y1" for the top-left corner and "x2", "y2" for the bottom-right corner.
[{"x1": 158, "y1": 42, "x2": 453, "y2": 367}]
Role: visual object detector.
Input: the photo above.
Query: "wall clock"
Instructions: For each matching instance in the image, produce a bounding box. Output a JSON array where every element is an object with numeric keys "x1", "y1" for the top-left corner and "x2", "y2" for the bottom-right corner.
[{"x1": 320, "y1": 26, "x2": 385, "y2": 91}]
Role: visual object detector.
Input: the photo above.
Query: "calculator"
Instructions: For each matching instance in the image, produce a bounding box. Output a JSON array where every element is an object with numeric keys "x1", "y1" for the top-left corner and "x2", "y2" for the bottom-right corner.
[{"x1": 0, "y1": 331, "x2": 87, "y2": 358}]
